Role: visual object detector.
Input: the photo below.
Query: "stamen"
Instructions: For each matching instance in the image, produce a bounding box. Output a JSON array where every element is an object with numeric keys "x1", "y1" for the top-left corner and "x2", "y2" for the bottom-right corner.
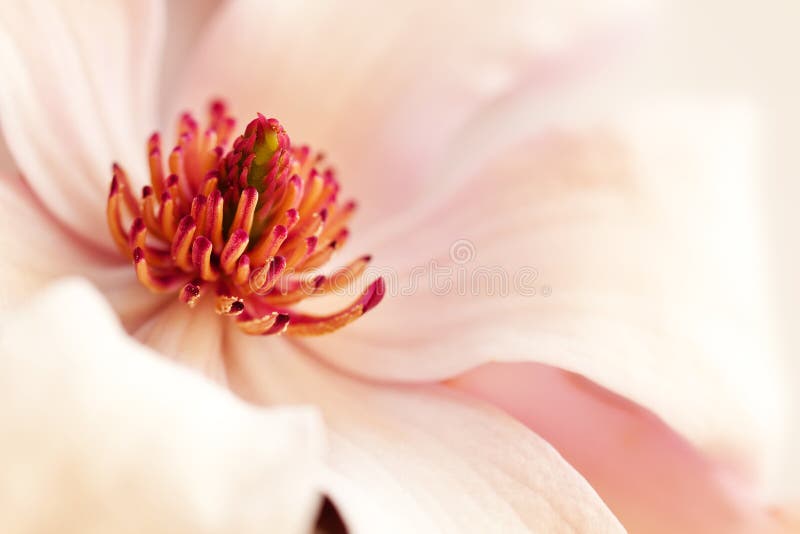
[
  {"x1": 165, "y1": 173, "x2": 185, "y2": 206},
  {"x1": 230, "y1": 187, "x2": 258, "y2": 235},
  {"x1": 234, "y1": 254, "x2": 251, "y2": 287},
  {"x1": 112, "y1": 163, "x2": 140, "y2": 216},
  {"x1": 147, "y1": 133, "x2": 165, "y2": 197},
  {"x1": 215, "y1": 295, "x2": 245, "y2": 316},
  {"x1": 237, "y1": 311, "x2": 290, "y2": 335},
  {"x1": 285, "y1": 278, "x2": 385, "y2": 336},
  {"x1": 250, "y1": 255, "x2": 287, "y2": 296},
  {"x1": 171, "y1": 215, "x2": 197, "y2": 272},
  {"x1": 108, "y1": 101, "x2": 383, "y2": 336},
  {"x1": 297, "y1": 239, "x2": 338, "y2": 272},
  {"x1": 107, "y1": 177, "x2": 131, "y2": 257},
  {"x1": 191, "y1": 236, "x2": 219, "y2": 282},
  {"x1": 180, "y1": 281, "x2": 202, "y2": 307},
  {"x1": 129, "y1": 218, "x2": 171, "y2": 268},
  {"x1": 159, "y1": 192, "x2": 178, "y2": 239},
  {"x1": 133, "y1": 247, "x2": 184, "y2": 293},
  {"x1": 316, "y1": 255, "x2": 371, "y2": 295},
  {"x1": 204, "y1": 189, "x2": 224, "y2": 251},
  {"x1": 190, "y1": 195, "x2": 208, "y2": 233},
  {"x1": 220, "y1": 229, "x2": 250, "y2": 274},
  {"x1": 262, "y1": 274, "x2": 324, "y2": 306},
  {"x1": 284, "y1": 236, "x2": 317, "y2": 271},
  {"x1": 141, "y1": 187, "x2": 164, "y2": 240},
  {"x1": 249, "y1": 224, "x2": 288, "y2": 266}
]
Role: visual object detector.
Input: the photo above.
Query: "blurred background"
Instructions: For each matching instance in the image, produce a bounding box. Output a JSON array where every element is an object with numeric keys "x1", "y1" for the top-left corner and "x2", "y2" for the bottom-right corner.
[{"x1": 637, "y1": 1, "x2": 800, "y2": 500}]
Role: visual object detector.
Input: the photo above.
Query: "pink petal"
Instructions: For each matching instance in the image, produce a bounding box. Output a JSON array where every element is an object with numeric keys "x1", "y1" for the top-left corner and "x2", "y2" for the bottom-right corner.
[
  {"x1": 0, "y1": 279, "x2": 325, "y2": 534},
  {"x1": 0, "y1": 136, "x2": 14, "y2": 174},
  {"x1": 450, "y1": 362, "x2": 787, "y2": 534},
  {"x1": 299, "y1": 111, "x2": 784, "y2": 485},
  {"x1": 0, "y1": 0, "x2": 164, "y2": 251},
  {"x1": 226, "y1": 332, "x2": 625, "y2": 533},
  {"x1": 159, "y1": 0, "x2": 223, "y2": 101},
  {"x1": 176, "y1": 0, "x2": 645, "y2": 227}
]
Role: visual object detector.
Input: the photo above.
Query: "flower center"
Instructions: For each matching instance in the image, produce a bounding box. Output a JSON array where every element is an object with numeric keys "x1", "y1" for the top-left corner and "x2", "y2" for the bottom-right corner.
[{"x1": 107, "y1": 101, "x2": 383, "y2": 336}]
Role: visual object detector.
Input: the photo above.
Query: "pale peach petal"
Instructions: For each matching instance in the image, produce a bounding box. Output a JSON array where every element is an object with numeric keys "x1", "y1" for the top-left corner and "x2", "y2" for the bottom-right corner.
[
  {"x1": 0, "y1": 176, "x2": 164, "y2": 323},
  {"x1": 160, "y1": 0, "x2": 223, "y2": 105},
  {"x1": 0, "y1": 0, "x2": 164, "y2": 250},
  {"x1": 176, "y1": 0, "x2": 646, "y2": 226},
  {"x1": 0, "y1": 278, "x2": 325, "y2": 534},
  {"x1": 299, "y1": 108, "x2": 783, "y2": 485},
  {"x1": 451, "y1": 362, "x2": 784, "y2": 534},
  {"x1": 0, "y1": 136, "x2": 14, "y2": 174},
  {"x1": 226, "y1": 333, "x2": 625, "y2": 534},
  {"x1": 135, "y1": 297, "x2": 229, "y2": 386}
]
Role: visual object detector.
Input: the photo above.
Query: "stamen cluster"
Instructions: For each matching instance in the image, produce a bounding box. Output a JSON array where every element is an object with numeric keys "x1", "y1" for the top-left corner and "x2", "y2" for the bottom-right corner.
[{"x1": 107, "y1": 101, "x2": 383, "y2": 336}]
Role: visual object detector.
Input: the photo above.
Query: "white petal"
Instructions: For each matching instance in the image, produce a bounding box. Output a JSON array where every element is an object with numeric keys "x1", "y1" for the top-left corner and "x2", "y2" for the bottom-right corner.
[
  {"x1": 299, "y1": 108, "x2": 784, "y2": 485},
  {"x1": 0, "y1": 0, "x2": 164, "y2": 250},
  {"x1": 176, "y1": 0, "x2": 647, "y2": 226},
  {"x1": 227, "y1": 334, "x2": 624, "y2": 534},
  {"x1": 0, "y1": 278, "x2": 325, "y2": 534}
]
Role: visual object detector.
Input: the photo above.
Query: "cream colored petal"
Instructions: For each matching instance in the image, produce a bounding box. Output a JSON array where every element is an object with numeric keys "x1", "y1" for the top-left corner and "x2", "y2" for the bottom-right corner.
[
  {"x1": 0, "y1": 0, "x2": 164, "y2": 250},
  {"x1": 176, "y1": 0, "x2": 647, "y2": 226},
  {"x1": 227, "y1": 334, "x2": 625, "y2": 534},
  {"x1": 299, "y1": 106, "x2": 783, "y2": 486},
  {"x1": 0, "y1": 278, "x2": 324, "y2": 534}
]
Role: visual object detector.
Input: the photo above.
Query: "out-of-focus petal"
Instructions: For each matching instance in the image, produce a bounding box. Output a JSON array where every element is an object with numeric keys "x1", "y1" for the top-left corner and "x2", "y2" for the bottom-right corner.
[
  {"x1": 0, "y1": 176, "x2": 164, "y2": 325},
  {"x1": 176, "y1": 0, "x2": 646, "y2": 226},
  {"x1": 451, "y1": 362, "x2": 785, "y2": 534},
  {"x1": 0, "y1": 136, "x2": 14, "y2": 174},
  {"x1": 160, "y1": 0, "x2": 222, "y2": 110},
  {"x1": 299, "y1": 106, "x2": 784, "y2": 485},
  {"x1": 0, "y1": 0, "x2": 164, "y2": 251},
  {"x1": 0, "y1": 278, "x2": 325, "y2": 534},
  {"x1": 226, "y1": 334, "x2": 625, "y2": 534}
]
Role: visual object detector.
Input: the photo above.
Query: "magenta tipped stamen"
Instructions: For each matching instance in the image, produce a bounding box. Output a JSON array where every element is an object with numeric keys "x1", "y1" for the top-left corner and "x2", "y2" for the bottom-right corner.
[{"x1": 107, "y1": 101, "x2": 382, "y2": 336}]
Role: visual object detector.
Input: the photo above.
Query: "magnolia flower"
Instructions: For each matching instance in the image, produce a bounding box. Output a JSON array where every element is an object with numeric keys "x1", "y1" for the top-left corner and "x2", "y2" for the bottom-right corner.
[{"x1": 0, "y1": 1, "x2": 794, "y2": 533}]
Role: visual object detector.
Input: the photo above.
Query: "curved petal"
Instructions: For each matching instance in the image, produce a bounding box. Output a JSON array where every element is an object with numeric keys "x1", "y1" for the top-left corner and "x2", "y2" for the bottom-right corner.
[
  {"x1": 176, "y1": 0, "x2": 647, "y2": 226},
  {"x1": 226, "y1": 334, "x2": 624, "y2": 534},
  {"x1": 0, "y1": 278, "x2": 325, "y2": 534},
  {"x1": 0, "y1": 176, "x2": 164, "y2": 325},
  {"x1": 160, "y1": 0, "x2": 222, "y2": 101},
  {"x1": 135, "y1": 297, "x2": 229, "y2": 386},
  {"x1": 451, "y1": 362, "x2": 786, "y2": 534},
  {"x1": 299, "y1": 107, "x2": 784, "y2": 484},
  {"x1": 0, "y1": 136, "x2": 14, "y2": 174},
  {"x1": 0, "y1": 0, "x2": 164, "y2": 251}
]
